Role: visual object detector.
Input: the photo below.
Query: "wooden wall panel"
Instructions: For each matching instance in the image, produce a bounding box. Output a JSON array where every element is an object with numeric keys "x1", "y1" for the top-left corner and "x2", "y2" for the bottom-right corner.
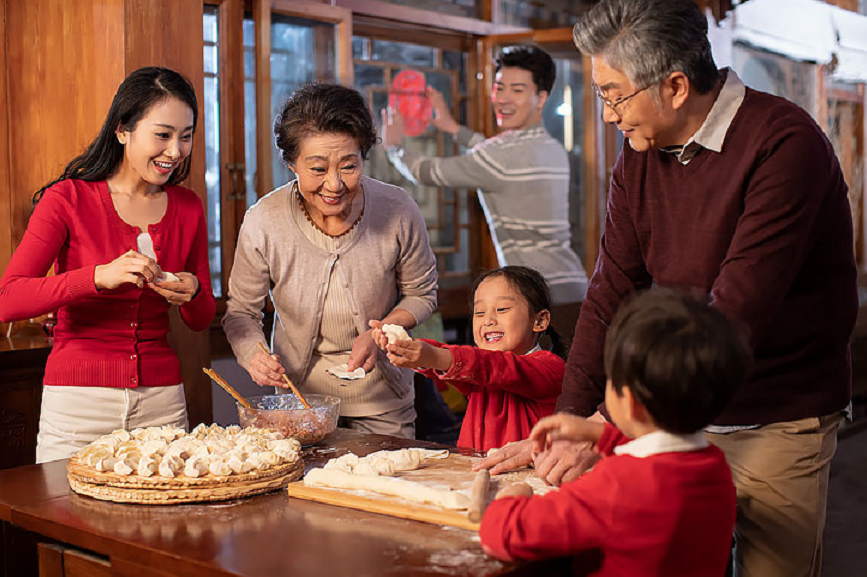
[
  {"x1": 0, "y1": 0, "x2": 10, "y2": 278},
  {"x1": 5, "y1": 0, "x2": 124, "y2": 250},
  {"x1": 124, "y1": 0, "x2": 211, "y2": 426},
  {"x1": 123, "y1": 0, "x2": 206, "y2": 202}
]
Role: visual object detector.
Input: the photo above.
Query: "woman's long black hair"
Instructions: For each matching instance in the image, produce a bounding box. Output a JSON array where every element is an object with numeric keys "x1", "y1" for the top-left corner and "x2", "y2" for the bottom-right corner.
[
  {"x1": 33, "y1": 66, "x2": 198, "y2": 205},
  {"x1": 471, "y1": 266, "x2": 568, "y2": 359}
]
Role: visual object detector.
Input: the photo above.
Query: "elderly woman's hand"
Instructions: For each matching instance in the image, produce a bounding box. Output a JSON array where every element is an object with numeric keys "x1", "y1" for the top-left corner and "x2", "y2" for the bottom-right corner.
[
  {"x1": 347, "y1": 329, "x2": 379, "y2": 373},
  {"x1": 248, "y1": 349, "x2": 290, "y2": 389},
  {"x1": 369, "y1": 320, "x2": 389, "y2": 351}
]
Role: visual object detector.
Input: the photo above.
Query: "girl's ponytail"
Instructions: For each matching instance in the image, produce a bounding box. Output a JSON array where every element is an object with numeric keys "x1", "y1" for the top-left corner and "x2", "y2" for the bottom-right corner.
[{"x1": 545, "y1": 324, "x2": 568, "y2": 360}]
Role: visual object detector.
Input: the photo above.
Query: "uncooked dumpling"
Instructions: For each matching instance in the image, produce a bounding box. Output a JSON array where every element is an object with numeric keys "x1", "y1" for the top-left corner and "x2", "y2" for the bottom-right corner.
[{"x1": 381, "y1": 324, "x2": 411, "y2": 344}]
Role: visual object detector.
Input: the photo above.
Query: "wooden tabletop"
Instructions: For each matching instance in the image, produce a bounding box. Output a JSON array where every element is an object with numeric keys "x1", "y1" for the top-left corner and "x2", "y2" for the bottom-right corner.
[{"x1": 0, "y1": 429, "x2": 569, "y2": 577}]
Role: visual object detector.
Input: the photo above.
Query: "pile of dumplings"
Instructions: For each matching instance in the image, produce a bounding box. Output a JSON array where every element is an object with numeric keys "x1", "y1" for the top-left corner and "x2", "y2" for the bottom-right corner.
[
  {"x1": 75, "y1": 423, "x2": 301, "y2": 479},
  {"x1": 323, "y1": 448, "x2": 449, "y2": 477}
]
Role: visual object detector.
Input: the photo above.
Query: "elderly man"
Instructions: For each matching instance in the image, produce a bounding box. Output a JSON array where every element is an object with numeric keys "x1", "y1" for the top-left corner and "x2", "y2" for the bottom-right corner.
[{"x1": 479, "y1": 1, "x2": 856, "y2": 576}]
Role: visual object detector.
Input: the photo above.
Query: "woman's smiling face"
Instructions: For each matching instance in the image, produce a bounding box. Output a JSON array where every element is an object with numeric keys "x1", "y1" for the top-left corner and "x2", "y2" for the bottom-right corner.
[{"x1": 290, "y1": 132, "x2": 364, "y2": 220}]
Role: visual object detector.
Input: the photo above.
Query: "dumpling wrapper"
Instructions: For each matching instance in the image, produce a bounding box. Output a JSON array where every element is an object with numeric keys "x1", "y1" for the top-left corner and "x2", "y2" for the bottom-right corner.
[
  {"x1": 381, "y1": 324, "x2": 411, "y2": 344},
  {"x1": 326, "y1": 363, "x2": 366, "y2": 380},
  {"x1": 304, "y1": 468, "x2": 471, "y2": 510},
  {"x1": 160, "y1": 272, "x2": 180, "y2": 283}
]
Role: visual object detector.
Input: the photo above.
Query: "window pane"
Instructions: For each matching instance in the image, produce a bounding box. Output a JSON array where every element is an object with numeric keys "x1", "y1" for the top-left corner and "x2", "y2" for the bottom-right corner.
[
  {"x1": 371, "y1": 40, "x2": 435, "y2": 67},
  {"x1": 352, "y1": 36, "x2": 368, "y2": 60},
  {"x1": 370, "y1": 0, "x2": 478, "y2": 19},
  {"x1": 270, "y1": 14, "x2": 337, "y2": 189},
  {"x1": 203, "y1": 10, "x2": 217, "y2": 43},
  {"x1": 354, "y1": 63, "x2": 385, "y2": 89},
  {"x1": 540, "y1": 57, "x2": 585, "y2": 264},
  {"x1": 203, "y1": 6, "x2": 222, "y2": 298},
  {"x1": 243, "y1": 14, "x2": 257, "y2": 207},
  {"x1": 497, "y1": 0, "x2": 578, "y2": 29},
  {"x1": 204, "y1": 44, "x2": 218, "y2": 76}
]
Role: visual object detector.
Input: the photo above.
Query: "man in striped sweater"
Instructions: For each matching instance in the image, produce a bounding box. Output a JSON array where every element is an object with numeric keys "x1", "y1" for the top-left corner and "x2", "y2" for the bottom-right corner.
[{"x1": 384, "y1": 45, "x2": 587, "y2": 338}]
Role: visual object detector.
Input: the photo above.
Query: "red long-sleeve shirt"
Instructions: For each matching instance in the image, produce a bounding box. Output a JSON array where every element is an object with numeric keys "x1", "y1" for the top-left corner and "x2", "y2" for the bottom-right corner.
[
  {"x1": 417, "y1": 341, "x2": 563, "y2": 452},
  {"x1": 0, "y1": 179, "x2": 215, "y2": 388},
  {"x1": 480, "y1": 423, "x2": 736, "y2": 576}
]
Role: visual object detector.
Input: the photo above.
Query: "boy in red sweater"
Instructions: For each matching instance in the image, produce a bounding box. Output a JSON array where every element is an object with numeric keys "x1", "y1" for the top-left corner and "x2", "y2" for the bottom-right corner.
[
  {"x1": 373, "y1": 266, "x2": 565, "y2": 452},
  {"x1": 480, "y1": 290, "x2": 749, "y2": 576}
]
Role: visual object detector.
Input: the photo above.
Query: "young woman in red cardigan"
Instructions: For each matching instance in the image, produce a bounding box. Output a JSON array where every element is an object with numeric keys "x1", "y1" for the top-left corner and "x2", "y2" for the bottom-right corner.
[
  {"x1": 372, "y1": 266, "x2": 565, "y2": 452},
  {"x1": 0, "y1": 67, "x2": 215, "y2": 463}
]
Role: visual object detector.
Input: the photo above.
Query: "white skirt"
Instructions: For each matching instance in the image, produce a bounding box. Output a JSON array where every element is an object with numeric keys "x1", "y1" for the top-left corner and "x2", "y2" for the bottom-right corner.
[{"x1": 36, "y1": 384, "x2": 188, "y2": 463}]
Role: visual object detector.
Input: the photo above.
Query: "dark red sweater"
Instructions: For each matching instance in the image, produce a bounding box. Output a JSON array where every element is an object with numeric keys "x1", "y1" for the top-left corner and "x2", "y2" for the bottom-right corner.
[
  {"x1": 416, "y1": 340, "x2": 563, "y2": 452},
  {"x1": 558, "y1": 88, "x2": 857, "y2": 425},
  {"x1": 0, "y1": 179, "x2": 215, "y2": 388},
  {"x1": 481, "y1": 423, "x2": 736, "y2": 576}
]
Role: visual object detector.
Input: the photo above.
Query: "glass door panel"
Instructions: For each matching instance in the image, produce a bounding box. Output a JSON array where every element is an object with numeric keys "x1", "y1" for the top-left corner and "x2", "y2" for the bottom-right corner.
[
  {"x1": 203, "y1": 5, "x2": 223, "y2": 296},
  {"x1": 269, "y1": 14, "x2": 338, "y2": 188},
  {"x1": 352, "y1": 34, "x2": 474, "y2": 291}
]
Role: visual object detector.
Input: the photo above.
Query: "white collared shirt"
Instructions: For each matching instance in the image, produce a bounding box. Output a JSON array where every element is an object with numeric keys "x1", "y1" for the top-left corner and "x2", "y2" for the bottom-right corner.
[
  {"x1": 662, "y1": 68, "x2": 746, "y2": 165},
  {"x1": 613, "y1": 429, "x2": 709, "y2": 458}
]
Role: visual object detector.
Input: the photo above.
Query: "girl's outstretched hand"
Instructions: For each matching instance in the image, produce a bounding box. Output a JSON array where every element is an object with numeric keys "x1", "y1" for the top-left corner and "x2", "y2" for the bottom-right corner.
[
  {"x1": 385, "y1": 339, "x2": 453, "y2": 372},
  {"x1": 530, "y1": 414, "x2": 605, "y2": 454}
]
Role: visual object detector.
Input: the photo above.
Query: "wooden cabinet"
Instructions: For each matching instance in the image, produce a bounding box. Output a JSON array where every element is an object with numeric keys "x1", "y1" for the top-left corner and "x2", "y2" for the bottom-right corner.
[{"x1": 0, "y1": 333, "x2": 49, "y2": 470}]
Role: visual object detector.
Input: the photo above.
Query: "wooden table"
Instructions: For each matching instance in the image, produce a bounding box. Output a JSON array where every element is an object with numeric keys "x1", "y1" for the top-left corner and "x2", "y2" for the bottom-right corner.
[{"x1": 0, "y1": 429, "x2": 570, "y2": 577}]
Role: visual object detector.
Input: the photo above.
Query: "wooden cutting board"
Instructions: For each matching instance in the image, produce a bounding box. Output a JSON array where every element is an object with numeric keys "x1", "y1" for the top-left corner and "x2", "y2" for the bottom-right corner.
[{"x1": 286, "y1": 452, "x2": 551, "y2": 531}]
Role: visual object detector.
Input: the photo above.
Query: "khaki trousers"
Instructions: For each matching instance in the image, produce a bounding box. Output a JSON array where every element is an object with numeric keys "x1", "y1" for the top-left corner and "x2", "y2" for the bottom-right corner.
[
  {"x1": 36, "y1": 384, "x2": 188, "y2": 463},
  {"x1": 707, "y1": 413, "x2": 842, "y2": 577}
]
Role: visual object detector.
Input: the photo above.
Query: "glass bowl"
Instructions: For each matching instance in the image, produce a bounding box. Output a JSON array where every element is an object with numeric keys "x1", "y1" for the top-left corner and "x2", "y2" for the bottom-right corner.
[{"x1": 237, "y1": 393, "x2": 340, "y2": 446}]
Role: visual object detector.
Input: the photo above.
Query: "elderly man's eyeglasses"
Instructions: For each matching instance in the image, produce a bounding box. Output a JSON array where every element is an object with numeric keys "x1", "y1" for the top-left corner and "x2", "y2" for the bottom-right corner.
[{"x1": 591, "y1": 83, "x2": 647, "y2": 114}]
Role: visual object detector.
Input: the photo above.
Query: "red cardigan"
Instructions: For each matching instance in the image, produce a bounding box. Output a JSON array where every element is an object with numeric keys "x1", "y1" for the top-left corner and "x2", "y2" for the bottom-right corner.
[
  {"x1": 0, "y1": 179, "x2": 215, "y2": 388},
  {"x1": 480, "y1": 424, "x2": 736, "y2": 576},
  {"x1": 416, "y1": 341, "x2": 563, "y2": 452}
]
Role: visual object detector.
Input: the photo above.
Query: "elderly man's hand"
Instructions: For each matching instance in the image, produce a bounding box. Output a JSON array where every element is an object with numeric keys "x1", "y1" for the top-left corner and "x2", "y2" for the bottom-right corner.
[
  {"x1": 533, "y1": 439, "x2": 599, "y2": 486},
  {"x1": 473, "y1": 438, "x2": 535, "y2": 475}
]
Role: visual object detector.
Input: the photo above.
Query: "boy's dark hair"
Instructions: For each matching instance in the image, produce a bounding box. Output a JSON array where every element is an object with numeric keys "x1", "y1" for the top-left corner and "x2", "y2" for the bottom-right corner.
[
  {"x1": 471, "y1": 266, "x2": 567, "y2": 358},
  {"x1": 604, "y1": 289, "x2": 750, "y2": 434},
  {"x1": 274, "y1": 83, "x2": 378, "y2": 165},
  {"x1": 495, "y1": 45, "x2": 556, "y2": 94}
]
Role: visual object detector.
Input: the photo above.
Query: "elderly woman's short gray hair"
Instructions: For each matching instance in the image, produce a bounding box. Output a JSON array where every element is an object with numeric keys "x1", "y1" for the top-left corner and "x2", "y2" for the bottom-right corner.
[
  {"x1": 274, "y1": 83, "x2": 378, "y2": 165},
  {"x1": 573, "y1": 0, "x2": 718, "y2": 95}
]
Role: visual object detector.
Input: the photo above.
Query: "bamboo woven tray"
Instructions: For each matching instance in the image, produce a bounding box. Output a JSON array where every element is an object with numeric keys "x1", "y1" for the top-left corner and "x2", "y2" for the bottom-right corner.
[
  {"x1": 67, "y1": 456, "x2": 300, "y2": 489},
  {"x1": 68, "y1": 458, "x2": 304, "y2": 504}
]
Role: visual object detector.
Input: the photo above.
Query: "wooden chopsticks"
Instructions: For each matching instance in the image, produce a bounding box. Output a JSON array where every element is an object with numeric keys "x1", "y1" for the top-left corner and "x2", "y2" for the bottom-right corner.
[
  {"x1": 203, "y1": 367, "x2": 254, "y2": 410},
  {"x1": 257, "y1": 342, "x2": 312, "y2": 409}
]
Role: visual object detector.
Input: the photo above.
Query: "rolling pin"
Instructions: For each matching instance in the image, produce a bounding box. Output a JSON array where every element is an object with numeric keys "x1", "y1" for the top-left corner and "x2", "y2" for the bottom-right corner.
[{"x1": 468, "y1": 469, "x2": 491, "y2": 523}]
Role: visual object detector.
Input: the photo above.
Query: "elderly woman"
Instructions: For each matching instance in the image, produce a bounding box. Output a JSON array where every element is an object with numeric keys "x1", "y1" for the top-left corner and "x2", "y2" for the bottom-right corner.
[{"x1": 222, "y1": 83, "x2": 437, "y2": 438}]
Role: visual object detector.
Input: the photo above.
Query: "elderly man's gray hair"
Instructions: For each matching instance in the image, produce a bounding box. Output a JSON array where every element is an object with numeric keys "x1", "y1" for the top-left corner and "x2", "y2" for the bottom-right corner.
[{"x1": 573, "y1": 0, "x2": 718, "y2": 95}]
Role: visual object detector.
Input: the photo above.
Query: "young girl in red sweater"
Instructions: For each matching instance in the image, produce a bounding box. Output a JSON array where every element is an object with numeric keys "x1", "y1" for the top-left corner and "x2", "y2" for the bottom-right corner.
[
  {"x1": 0, "y1": 68, "x2": 215, "y2": 462},
  {"x1": 372, "y1": 266, "x2": 565, "y2": 452}
]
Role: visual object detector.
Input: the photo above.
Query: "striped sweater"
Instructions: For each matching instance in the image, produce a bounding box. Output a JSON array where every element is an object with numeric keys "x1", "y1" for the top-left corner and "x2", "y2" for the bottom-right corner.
[{"x1": 388, "y1": 124, "x2": 588, "y2": 305}]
